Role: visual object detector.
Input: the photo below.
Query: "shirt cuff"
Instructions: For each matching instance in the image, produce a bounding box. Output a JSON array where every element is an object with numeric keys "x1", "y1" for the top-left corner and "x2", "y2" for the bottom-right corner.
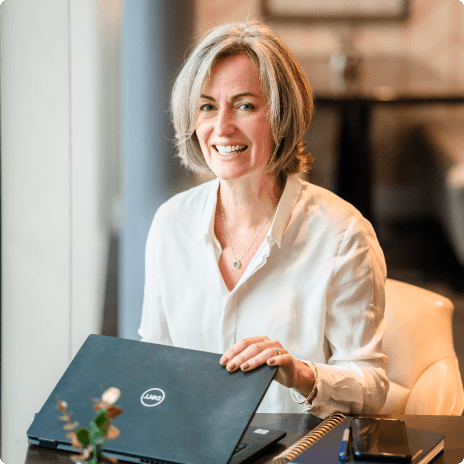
[{"x1": 294, "y1": 362, "x2": 388, "y2": 419}]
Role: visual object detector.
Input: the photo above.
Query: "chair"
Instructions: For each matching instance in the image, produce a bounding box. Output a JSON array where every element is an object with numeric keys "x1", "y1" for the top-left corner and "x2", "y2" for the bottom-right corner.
[{"x1": 380, "y1": 278, "x2": 464, "y2": 415}]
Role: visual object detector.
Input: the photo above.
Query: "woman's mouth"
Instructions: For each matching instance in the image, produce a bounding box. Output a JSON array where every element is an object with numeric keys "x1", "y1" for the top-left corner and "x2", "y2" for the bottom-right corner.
[{"x1": 214, "y1": 145, "x2": 248, "y2": 156}]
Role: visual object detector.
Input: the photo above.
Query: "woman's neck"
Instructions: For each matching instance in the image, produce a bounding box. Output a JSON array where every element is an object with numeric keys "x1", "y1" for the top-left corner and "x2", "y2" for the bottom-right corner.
[{"x1": 218, "y1": 174, "x2": 281, "y2": 229}]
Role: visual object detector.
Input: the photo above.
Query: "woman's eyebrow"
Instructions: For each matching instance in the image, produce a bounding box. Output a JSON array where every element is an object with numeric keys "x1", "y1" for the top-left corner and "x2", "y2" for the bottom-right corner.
[{"x1": 200, "y1": 92, "x2": 258, "y2": 101}]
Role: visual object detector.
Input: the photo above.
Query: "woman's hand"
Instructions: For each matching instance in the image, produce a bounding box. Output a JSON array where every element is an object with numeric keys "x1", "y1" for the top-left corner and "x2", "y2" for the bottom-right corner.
[{"x1": 219, "y1": 336, "x2": 315, "y2": 397}]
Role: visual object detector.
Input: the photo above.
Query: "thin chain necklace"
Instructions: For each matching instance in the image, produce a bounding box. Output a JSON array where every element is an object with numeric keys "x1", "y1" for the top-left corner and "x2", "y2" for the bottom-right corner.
[{"x1": 220, "y1": 200, "x2": 277, "y2": 269}]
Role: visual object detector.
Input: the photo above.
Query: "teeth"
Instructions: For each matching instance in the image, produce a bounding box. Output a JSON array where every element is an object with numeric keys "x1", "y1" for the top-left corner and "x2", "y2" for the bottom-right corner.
[{"x1": 215, "y1": 145, "x2": 247, "y2": 155}]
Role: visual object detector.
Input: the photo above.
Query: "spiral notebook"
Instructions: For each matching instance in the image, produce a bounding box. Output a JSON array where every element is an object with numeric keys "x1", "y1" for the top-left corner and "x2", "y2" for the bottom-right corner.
[{"x1": 272, "y1": 414, "x2": 445, "y2": 464}]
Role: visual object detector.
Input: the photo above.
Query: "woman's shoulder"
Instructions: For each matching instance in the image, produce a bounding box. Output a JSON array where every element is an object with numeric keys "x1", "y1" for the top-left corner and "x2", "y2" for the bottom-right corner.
[
  {"x1": 156, "y1": 178, "x2": 218, "y2": 220},
  {"x1": 147, "y1": 178, "x2": 218, "y2": 245},
  {"x1": 294, "y1": 177, "x2": 385, "y2": 270},
  {"x1": 298, "y1": 177, "x2": 361, "y2": 217},
  {"x1": 296, "y1": 177, "x2": 373, "y2": 234}
]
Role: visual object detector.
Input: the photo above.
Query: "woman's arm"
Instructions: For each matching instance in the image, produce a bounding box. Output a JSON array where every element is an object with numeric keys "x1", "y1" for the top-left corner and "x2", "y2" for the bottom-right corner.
[{"x1": 305, "y1": 215, "x2": 388, "y2": 417}]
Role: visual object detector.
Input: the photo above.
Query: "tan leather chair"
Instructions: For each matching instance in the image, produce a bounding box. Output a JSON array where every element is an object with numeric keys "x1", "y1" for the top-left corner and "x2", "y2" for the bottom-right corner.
[{"x1": 380, "y1": 278, "x2": 464, "y2": 415}]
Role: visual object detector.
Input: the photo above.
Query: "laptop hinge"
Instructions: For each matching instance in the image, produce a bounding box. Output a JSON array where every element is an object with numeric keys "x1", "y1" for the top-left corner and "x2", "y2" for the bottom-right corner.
[{"x1": 38, "y1": 438, "x2": 57, "y2": 449}]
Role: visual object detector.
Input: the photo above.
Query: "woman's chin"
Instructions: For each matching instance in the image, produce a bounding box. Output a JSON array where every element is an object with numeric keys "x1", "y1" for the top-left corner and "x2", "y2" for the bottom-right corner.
[
  {"x1": 214, "y1": 169, "x2": 275, "y2": 187},
  {"x1": 208, "y1": 157, "x2": 270, "y2": 184},
  {"x1": 208, "y1": 161, "x2": 250, "y2": 181},
  {"x1": 214, "y1": 171, "x2": 248, "y2": 182}
]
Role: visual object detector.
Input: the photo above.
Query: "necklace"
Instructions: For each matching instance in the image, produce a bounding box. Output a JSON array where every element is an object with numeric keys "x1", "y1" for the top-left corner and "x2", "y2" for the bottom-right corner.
[{"x1": 220, "y1": 200, "x2": 277, "y2": 269}]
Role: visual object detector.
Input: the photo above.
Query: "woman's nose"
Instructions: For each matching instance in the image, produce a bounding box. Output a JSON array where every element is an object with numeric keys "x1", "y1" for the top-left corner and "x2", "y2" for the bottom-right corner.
[{"x1": 214, "y1": 108, "x2": 235, "y2": 137}]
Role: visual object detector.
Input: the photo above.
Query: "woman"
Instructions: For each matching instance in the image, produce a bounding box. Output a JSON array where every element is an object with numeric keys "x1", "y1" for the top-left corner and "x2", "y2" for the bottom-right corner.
[{"x1": 139, "y1": 21, "x2": 388, "y2": 419}]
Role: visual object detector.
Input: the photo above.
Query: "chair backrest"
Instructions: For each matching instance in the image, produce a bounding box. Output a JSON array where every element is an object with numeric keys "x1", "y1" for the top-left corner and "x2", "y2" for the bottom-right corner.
[{"x1": 381, "y1": 278, "x2": 464, "y2": 415}]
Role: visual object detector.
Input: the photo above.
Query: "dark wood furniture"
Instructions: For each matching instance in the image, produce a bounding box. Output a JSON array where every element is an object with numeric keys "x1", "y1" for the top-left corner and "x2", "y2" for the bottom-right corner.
[
  {"x1": 298, "y1": 55, "x2": 464, "y2": 224},
  {"x1": 25, "y1": 413, "x2": 464, "y2": 463}
]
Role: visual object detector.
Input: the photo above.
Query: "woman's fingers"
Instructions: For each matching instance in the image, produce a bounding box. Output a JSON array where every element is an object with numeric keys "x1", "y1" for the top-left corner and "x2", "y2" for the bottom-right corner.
[
  {"x1": 267, "y1": 351, "x2": 292, "y2": 366},
  {"x1": 219, "y1": 336, "x2": 269, "y2": 368},
  {"x1": 220, "y1": 338, "x2": 316, "y2": 393},
  {"x1": 227, "y1": 341, "x2": 275, "y2": 372},
  {"x1": 221, "y1": 337, "x2": 286, "y2": 372},
  {"x1": 243, "y1": 350, "x2": 293, "y2": 371}
]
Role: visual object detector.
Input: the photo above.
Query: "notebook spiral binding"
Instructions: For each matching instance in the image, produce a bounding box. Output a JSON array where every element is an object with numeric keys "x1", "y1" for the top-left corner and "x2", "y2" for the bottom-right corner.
[{"x1": 271, "y1": 412, "x2": 347, "y2": 464}]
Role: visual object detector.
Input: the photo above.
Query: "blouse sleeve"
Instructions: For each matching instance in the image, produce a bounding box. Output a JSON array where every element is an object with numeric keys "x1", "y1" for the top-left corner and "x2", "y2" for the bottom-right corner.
[
  {"x1": 302, "y1": 216, "x2": 389, "y2": 419},
  {"x1": 138, "y1": 208, "x2": 173, "y2": 345}
]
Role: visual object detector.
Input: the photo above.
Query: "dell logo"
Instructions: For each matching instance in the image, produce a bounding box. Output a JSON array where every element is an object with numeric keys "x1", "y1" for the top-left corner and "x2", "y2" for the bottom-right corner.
[
  {"x1": 145, "y1": 394, "x2": 162, "y2": 401},
  {"x1": 141, "y1": 388, "x2": 165, "y2": 407}
]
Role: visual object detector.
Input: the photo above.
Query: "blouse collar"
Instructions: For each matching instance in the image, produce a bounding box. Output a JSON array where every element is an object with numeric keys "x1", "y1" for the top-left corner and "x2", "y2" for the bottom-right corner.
[
  {"x1": 197, "y1": 175, "x2": 303, "y2": 247},
  {"x1": 268, "y1": 174, "x2": 302, "y2": 248}
]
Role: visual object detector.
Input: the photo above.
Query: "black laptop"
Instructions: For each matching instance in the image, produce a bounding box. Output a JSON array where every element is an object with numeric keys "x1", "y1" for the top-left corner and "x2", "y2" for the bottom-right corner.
[{"x1": 27, "y1": 334, "x2": 286, "y2": 464}]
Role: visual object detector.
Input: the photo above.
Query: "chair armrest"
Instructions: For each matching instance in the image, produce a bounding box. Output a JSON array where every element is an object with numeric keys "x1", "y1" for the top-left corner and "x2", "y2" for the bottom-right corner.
[{"x1": 405, "y1": 357, "x2": 464, "y2": 415}]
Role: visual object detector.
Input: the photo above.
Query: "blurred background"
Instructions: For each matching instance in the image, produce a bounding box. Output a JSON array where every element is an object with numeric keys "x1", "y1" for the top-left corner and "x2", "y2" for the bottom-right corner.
[{"x1": 1, "y1": 0, "x2": 464, "y2": 462}]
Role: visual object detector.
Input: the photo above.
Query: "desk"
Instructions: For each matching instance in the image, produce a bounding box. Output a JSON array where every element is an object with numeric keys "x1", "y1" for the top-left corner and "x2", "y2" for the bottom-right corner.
[
  {"x1": 251, "y1": 414, "x2": 464, "y2": 463},
  {"x1": 25, "y1": 414, "x2": 464, "y2": 463},
  {"x1": 298, "y1": 55, "x2": 464, "y2": 223}
]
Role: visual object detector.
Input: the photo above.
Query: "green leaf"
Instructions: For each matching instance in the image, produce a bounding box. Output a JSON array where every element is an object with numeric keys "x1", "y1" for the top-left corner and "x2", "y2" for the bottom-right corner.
[
  {"x1": 76, "y1": 427, "x2": 91, "y2": 447},
  {"x1": 94, "y1": 410, "x2": 110, "y2": 435}
]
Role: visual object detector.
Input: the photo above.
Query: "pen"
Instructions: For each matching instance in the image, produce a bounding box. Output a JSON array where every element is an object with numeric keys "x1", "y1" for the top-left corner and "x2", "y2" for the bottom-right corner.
[{"x1": 339, "y1": 425, "x2": 351, "y2": 461}]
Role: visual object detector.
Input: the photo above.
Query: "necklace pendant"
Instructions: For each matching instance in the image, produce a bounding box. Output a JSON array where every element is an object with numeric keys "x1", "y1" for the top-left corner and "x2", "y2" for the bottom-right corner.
[{"x1": 232, "y1": 260, "x2": 241, "y2": 269}]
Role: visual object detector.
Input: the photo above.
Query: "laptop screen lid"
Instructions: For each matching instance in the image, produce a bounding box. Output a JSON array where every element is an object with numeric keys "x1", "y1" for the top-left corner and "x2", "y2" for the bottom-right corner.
[{"x1": 27, "y1": 334, "x2": 278, "y2": 464}]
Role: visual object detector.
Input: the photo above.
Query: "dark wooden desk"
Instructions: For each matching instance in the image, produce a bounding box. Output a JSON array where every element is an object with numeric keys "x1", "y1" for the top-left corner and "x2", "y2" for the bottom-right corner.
[
  {"x1": 298, "y1": 55, "x2": 464, "y2": 223},
  {"x1": 250, "y1": 414, "x2": 464, "y2": 464},
  {"x1": 25, "y1": 413, "x2": 464, "y2": 463}
]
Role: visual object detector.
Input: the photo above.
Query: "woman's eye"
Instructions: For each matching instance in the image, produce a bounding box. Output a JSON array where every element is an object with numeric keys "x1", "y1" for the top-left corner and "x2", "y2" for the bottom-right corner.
[
  {"x1": 200, "y1": 104, "x2": 215, "y2": 111},
  {"x1": 238, "y1": 103, "x2": 255, "y2": 110}
]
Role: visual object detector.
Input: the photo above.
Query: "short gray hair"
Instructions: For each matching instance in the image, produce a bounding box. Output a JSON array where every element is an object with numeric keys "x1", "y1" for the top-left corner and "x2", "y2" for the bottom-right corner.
[{"x1": 171, "y1": 21, "x2": 314, "y2": 180}]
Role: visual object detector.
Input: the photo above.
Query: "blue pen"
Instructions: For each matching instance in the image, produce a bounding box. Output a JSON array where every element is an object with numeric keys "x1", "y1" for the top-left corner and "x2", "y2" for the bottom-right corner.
[{"x1": 339, "y1": 425, "x2": 351, "y2": 461}]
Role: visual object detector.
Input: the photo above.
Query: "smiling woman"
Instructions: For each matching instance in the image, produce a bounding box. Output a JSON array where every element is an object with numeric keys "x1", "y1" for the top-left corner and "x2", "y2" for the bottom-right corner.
[
  {"x1": 139, "y1": 21, "x2": 389, "y2": 420},
  {"x1": 171, "y1": 22, "x2": 314, "y2": 184},
  {"x1": 195, "y1": 54, "x2": 274, "y2": 187}
]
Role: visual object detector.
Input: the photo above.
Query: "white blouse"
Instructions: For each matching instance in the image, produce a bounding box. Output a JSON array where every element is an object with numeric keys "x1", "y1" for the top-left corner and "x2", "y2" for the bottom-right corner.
[{"x1": 139, "y1": 175, "x2": 389, "y2": 419}]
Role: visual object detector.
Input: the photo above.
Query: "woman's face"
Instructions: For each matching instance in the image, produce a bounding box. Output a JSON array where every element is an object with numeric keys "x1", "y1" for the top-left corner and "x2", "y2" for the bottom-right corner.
[{"x1": 195, "y1": 53, "x2": 274, "y2": 184}]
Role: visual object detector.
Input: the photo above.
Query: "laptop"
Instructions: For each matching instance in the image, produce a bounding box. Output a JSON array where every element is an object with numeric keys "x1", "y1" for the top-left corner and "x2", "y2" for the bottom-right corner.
[{"x1": 27, "y1": 334, "x2": 286, "y2": 464}]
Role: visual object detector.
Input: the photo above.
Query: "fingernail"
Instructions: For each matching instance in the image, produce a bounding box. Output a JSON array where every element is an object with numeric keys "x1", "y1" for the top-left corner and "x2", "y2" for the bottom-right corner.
[
  {"x1": 227, "y1": 363, "x2": 236, "y2": 372},
  {"x1": 220, "y1": 356, "x2": 228, "y2": 365},
  {"x1": 268, "y1": 359, "x2": 275, "y2": 365},
  {"x1": 241, "y1": 363, "x2": 250, "y2": 371}
]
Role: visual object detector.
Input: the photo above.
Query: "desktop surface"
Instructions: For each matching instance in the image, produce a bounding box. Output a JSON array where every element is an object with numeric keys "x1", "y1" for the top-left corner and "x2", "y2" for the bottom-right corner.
[{"x1": 25, "y1": 414, "x2": 464, "y2": 464}]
